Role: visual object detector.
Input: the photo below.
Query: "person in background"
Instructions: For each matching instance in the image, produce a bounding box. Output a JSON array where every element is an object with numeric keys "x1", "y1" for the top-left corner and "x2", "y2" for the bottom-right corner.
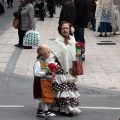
[
  {"x1": 74, "y1": 0, "x2": 89, "y2": 61},
  {"x1": 89, "y1": 0, "x2": 96, "y2": 30},
  {"x1": 33, "y1": 44, "x2": 56, "y2": 118},
  {"x1": 14, "y1": 0, "x2": 35, "y2": 49},
  {"x1": 7, "y1": 0, "x2": 13, "y2": 8},
  {"x1": 46, "y1": 0, "x2": 54, "y2": 17},
  {"x1": 59, "y1": 0, "x2": 76, "y2": 27},
  {"x1": 0, "y1": 0, "x2": 5, "y2": 14},
  {"x1": 36, "y1": 0, "x2": 45, "y2": 21},
  {"x1": 94, "y1": 0, "x2": 115, "y2": 37},
  {"x1": 51, "y1": 21, "x2": 81, "y2": 116}
]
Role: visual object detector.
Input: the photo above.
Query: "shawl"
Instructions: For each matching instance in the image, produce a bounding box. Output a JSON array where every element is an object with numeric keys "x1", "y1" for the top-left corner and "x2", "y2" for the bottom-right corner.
[
  {"x1": 51, "y1": 35, "x2": 76, "y2": 73},
  {"x1": 95, "y1": 0, "x2": 115, "y2": 31}
]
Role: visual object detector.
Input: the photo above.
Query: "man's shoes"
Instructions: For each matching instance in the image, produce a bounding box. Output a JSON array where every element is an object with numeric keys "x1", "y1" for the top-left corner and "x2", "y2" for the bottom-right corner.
[
  {"x1": 49, "y1": 16, "x2": 53, "y2": 18},
  {"x1": 45, "y1": 112, "x2": 56, "y2": 118},
  {"x1": 7, "y1": 6, "x2": 10, "y2": 8}
]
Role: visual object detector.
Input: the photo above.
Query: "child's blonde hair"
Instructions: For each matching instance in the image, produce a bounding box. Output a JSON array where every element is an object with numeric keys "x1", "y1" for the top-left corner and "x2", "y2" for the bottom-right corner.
[{"x1": 37, "y1": 44, "x2": 50, "y2": 59}]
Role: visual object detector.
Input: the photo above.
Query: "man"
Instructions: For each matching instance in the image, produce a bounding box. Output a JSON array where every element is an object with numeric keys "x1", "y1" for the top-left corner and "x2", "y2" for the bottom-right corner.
[
  {"x1": 74, "y1": 0, "x2": 89, "y2": 61},
  {"x1": 59, "y1": 0, "x2": 76, "y2": 26}
]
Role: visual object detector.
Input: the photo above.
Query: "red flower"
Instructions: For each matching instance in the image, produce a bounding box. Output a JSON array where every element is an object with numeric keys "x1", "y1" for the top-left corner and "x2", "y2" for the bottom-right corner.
[
  {"x1": 48, "y1": 63, "x2": 57, "y2": 72},
  {"x1": 76, "y1": 42, "x2": 84, "y2": 49}
]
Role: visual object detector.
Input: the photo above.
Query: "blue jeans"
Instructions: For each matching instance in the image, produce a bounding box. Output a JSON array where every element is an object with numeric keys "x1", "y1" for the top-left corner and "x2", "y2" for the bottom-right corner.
[{"x1": 74, "y1": 26, "x2": 85, "y2": 43}]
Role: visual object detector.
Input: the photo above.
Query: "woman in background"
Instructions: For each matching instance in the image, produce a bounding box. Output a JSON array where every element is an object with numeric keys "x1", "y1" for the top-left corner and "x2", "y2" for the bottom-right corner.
[
  {"x1": 94, "y1": 0, "x2": 115, "y2": 37},
  {"x1": 14, "y1": 0, "x2": 35, "y2": 49}
]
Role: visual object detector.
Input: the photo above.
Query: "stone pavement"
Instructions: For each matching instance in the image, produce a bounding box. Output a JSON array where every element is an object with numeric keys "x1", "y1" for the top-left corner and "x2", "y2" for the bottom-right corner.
[{"x1": 0, "y1": 6, "x2": 120, "y2": 92}]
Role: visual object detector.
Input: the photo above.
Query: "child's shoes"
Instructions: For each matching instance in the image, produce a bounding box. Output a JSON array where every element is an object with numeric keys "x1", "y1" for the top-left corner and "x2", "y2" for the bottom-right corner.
[
  {"x1": 45, "y1": 111, "x2": 56, "y2": 118},
  {"x1": 36, "y1": 109, "x2": 45, "y2": 117}
]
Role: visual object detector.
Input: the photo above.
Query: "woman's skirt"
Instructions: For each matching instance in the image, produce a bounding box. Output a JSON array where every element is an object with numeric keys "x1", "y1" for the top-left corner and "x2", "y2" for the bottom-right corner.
[
  {"x1": 94, "y1": 21, "x2": 112, "y2": 32},
  {"x1": 52, "y1": 74, "x2": 81, "y2": 115}
]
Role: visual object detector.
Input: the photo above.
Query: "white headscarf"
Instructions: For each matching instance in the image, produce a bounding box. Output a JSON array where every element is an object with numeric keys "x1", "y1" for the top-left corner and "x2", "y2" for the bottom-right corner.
[{"x1": 95, "y1": 0, "x2": 115, "y2": 31}]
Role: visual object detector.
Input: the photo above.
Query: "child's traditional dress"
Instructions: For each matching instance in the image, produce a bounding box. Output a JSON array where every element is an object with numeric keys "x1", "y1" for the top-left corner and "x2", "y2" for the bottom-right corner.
[{"x1": 33, "y1": 58, "x2": 54, "y2": 103}]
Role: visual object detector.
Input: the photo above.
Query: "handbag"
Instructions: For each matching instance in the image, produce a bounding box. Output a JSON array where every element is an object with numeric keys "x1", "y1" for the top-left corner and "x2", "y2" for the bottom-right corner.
[
  {"x1": 23, "y1": 30, "x2": 40, "y2": 46},
  {"x1": 72, "y1": 60, "x2": 83, "y2": 76},
  {"x1": 12, "y1": 18, "x2": 19, "y2": 29}
]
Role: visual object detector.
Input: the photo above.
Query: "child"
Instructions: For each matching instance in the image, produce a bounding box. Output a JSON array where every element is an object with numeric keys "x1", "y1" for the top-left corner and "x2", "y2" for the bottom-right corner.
[{"x1": 33, "y1": 44, "x2": 56, "y2": 118}]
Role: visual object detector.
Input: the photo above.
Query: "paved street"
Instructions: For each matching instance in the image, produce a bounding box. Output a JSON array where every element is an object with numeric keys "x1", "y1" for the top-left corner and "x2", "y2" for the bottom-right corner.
[{"x1": 0, "y1": 0, "x2": 120, "y2": 120}]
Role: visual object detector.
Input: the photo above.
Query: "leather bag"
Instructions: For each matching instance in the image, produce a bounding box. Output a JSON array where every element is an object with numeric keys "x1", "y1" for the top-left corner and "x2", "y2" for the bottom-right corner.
[
  {"x1": 72, "y1": 60, "x2": 83, "y2": 76},
  {"x1": 12, "y1": 18, "x2": 19, "y2": 29}
]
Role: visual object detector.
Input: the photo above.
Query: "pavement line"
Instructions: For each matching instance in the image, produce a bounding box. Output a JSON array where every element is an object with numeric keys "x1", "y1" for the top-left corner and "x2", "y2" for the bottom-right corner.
[
  {"x1": 78, "y1": 106, "x2": 120, "y2": 110},
  {"x1": 4, "y1": 48, "x2": 22, "y2": 75},
  {"x1": 0, "y1": 105, "x2": 24, "y2": 107}
]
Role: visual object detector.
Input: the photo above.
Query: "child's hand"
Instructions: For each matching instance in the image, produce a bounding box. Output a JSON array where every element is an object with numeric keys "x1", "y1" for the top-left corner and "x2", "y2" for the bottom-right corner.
[
  {"x1": 45, "y1": 71, "x2": 51, "y2": 75},
  {"x1": 76, "y1": 52, "x2": 81, "y2": 57}
]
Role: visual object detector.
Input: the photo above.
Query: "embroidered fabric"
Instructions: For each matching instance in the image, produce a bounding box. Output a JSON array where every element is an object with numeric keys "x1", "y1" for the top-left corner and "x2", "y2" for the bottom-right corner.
[{"x1": 95, "y1": 0, "x2": 115, "y2": 31}]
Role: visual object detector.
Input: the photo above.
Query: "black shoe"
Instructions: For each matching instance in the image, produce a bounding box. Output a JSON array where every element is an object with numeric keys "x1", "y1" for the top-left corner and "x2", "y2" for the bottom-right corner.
[
  {"x1": 17, "y1": 44, "x2": 24, "y2": 47},
  {"x1": 24, "y1": 46, "x2": 32, "y2": 49},
  {"x1": 14, "y1": 44, "x2": 19, "y2": 47},
  {"x1": 11, "y1": 4, "x2": 13, "y2": 7},
  {"x1": 14, "y1": 44, "x2": 24, "y2": 47},
  {"x1": 104, "y1": 34, "x2": 107, "y2": 37},
  {"x1": 36, "y1": 109, "x2": 45, "y2": 117},
  {"x1": 113, "y1": 32, "x2": 116, "y2": 35},
  {"x1": 49, "y1": 16, "x2": 53, "y2": 18},
  {"x1": 7, "y1": 6, "x2": 10, "y2": 8},
  {"x1": 99, "y1": 34, "x2": 102, "y2": 37}
]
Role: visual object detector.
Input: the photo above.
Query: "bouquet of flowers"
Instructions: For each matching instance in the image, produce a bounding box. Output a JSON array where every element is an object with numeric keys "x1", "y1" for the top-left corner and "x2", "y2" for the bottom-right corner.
[
  {"x1": 48, "y1": 62, "x2": 57, "y2": 80},
  {"x1": 48, "y1": 63, "x2": 57, "y2": 72},
  {"x1": 75, "y1": 42, "x2": 85, "y2": 61}
]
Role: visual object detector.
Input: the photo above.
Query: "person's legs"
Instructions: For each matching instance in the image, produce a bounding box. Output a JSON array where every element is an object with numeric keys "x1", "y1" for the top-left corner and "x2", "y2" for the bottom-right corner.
[
  {"x1": 104, "y1": 32, "x2": 107, "y2": 37},
  {"x1": 39, "y1": 3, "x2": 44, "y2": 21},
  {"x1": 40, "y1": 102, "x2": 56, "y2": 117},
  {"x1": 19, "y1": 30, "x2": 26, "y2": 45},
  {"x1": 15, "y1": 29, "x2": 26, "y2": 47},
  {"x1": 48, "y1": 6, "x2": 53, "y2": 17},
  {"x1": 99, "y1": 32, "x2": 102, "y2": 36},
  {"x1": 7, "y1": 0, "x2": 10, "y2": 8},
  {"x1": 36, "y1": 102, "x2": 45, "y2": 117},
  {"x1": 10, "y1": 0, "x2": 13, "y2": 7},
  {"x1": 74, "y1": 26, "x2": 85, "y2": 43}
]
